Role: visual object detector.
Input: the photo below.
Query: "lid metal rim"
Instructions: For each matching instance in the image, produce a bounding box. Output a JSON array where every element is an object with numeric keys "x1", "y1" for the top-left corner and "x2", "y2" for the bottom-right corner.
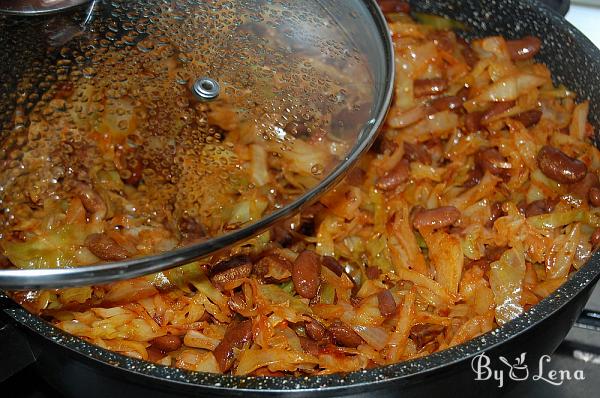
[
  {"x1": 0, "y1": 0, "x2": 93, "y2": 16},
  {"x1": 0, "y1": 0, "x2": 396, "y2": 290}
]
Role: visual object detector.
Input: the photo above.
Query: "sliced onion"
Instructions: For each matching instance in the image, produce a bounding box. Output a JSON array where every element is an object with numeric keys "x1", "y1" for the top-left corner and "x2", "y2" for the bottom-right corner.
[{"x1": 352, "y1": 325, "x2": 388, "y2": 350}]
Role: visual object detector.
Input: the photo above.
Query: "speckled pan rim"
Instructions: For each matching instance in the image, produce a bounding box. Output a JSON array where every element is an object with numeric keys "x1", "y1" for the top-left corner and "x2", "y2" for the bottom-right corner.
[{"x1": 3, "y1": 0, "x2": 600, "y2": 394}]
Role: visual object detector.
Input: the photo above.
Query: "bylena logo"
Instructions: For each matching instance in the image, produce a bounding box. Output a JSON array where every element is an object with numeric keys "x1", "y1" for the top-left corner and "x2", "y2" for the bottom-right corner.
[{"x1": 471, "y1": 352, "x2": 585, "y2": 388}]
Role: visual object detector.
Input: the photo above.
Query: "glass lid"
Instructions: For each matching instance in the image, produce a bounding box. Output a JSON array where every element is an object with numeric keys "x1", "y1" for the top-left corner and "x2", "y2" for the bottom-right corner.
[
  {"x1": 0, "y1": 0, "x2": 394, "y2": 289},
  {"x1": 0, "y1": 0, "x2": 92, "y2": 15}
]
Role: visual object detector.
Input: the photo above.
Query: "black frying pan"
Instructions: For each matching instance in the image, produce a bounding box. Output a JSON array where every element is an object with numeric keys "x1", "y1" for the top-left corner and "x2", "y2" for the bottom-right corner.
[{"x1": 2, "y1": 0, "x2": 600, "y2": 396}]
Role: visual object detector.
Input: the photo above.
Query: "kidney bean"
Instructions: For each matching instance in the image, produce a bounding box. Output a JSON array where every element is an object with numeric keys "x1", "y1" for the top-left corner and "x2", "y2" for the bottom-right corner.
[
  {"x1": 414, "y1": 78, "x2": 448, "y2": 98},
  {"x1": 320, "y1": 256, "x2": 344, "y2": 277},
  {"x1": 429, "y1": 31, "x2": 454, "y2": 52},
  {"x1": 74, "y1": 183, "x2": 106, "y2": 219},
  {"x1": 481, "y1": 100, "x2": 516, "y2": 123},
  {"x1": 475, "y1": 148, "x2": 510, "y2": 175},
  {"x1": 457, "y1": 86, "x2": 470, "y2": 102},
  {"x1": 568, "y1": 172, "x2": 600, "y2": 202},
  {"x1": 305, "y1": 318, "x2": 328, "y2": 341},
  {"x1": 486, "y1": 201, "x2": 505, "y2": 228},
  {"x1": 377, "y1": 0, "x2": 410, "y2": 14},
  {"x1": 272, "y1": 225, "x2": 293, "y2": 247},
  {"x1": 461, "y1": 46, "x2": 479, "y2": 68},
  {"x1": 253, "y1": 253, "x2": 293, "y2": 282},
  {"x1": 537, "y1": 145, "x2": 587, "y2": 184},
  {"x1": 151, "y1": 335, "x2": 182, "y2": 353},
  {"x1": 463, "y1": 166, "x2": 483, "y2": 189},
  {"x1": 403, "y1": 142, "x2": 432, "y2": 165},
  {"x1": 590, "y1": 187, "x2": 600, "y2": 207},
  {"x1": 374, "y1": 136, "x2": 398, "y2": 155},
  {"x1": 285, "y1": 120, "x2": 310, "y2": 138},
  {"x1": 213, "y1": 319, "x2": 253, "y2": 372},
  {"x1": 328, "y1": 321, "x2": 364, "y2": 348},
  {"x1": 366, "y1": 266, "x2": 381, "y2": 280},
  {"x1": 292, "y1": 250, "x2": 322, "y2": 299},
  {"x1": 410, "y1": 324, "x2": 445, "y2": 348},
  {"x1": 506, "y1": 36, "x2": 541, "y2": 61},
  {"x1": 412, "y1": 206, "x2": 461, "y2": 230},
  {"x1": 178, "y1": 216, "x2": 207, "y2": 241},
  {"x1": 430, "y1": 96, "x2": 463, "y2": 113},
  {"x1": 228, "y1": 291, "x2": 247, "y2": 314},
  {"x1": 376, "y1": 159, "x2": 410, "y2": 191},
  {"x1": 513, "y1": 109, "x2": 542, "y2": 127},
  {"x1": 209, "y1": 255, "x2": 253, "y2": 288},
  {"x1": 85, "y1": 233, "x2": 129, "y2": 261},
  {"x1": 346, "y1": 167, "x2": 367, "y2": 186},
  {"x1": 377, "y1": 290, "x2": 397, "y2": 317},
  {"x1": 299, "y1": 336, "x2": 320, "y2": 356},
  {"x1": 464, "y1": 111, "x2": 483, "y2": 133},
  {"x1": 524, "y1": 198, "x2": 558, "y2": 218},
  {"x1": 591, "y1": 228, "x2": 600, "y2": 248}
]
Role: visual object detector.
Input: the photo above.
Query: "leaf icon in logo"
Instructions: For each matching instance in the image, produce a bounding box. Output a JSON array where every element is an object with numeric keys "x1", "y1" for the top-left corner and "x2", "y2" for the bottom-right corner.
[{"x1": 499, "y1": 353, "x2": 529, "y2": 381}]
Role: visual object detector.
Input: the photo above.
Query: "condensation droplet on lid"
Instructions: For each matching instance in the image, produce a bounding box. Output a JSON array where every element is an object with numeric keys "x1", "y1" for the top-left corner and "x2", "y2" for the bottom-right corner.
[{"x1": 311, "y1": 163, "x2": 324, "y2": 176}]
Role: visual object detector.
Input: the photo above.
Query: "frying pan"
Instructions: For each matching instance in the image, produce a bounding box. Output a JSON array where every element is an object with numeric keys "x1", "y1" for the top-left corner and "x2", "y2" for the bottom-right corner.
[{"x1": 2, "y1": 0, "x2": 600, "y2": 396}]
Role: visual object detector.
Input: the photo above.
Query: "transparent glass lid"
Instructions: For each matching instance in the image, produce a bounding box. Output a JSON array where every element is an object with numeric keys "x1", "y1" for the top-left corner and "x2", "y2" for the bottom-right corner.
[{"x1": 0, "y1": 0, "x2": 393, "y2": 288}]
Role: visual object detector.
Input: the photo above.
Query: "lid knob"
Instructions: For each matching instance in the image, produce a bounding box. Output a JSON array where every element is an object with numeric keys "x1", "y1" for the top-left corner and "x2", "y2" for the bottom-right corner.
[{"x1": 192, "y1": 77, "x2": 220, "y2": 101}]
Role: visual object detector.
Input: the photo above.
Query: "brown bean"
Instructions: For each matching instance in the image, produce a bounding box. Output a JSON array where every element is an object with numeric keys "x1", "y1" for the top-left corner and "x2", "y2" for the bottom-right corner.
[
  {"x1": 537, "y1": 145, "x2": 587, "y2": 184},
  {"x1": 376, "y1": 159, "x2": 410, "y2": 191},
  {"x1": 430, "y1": 95, "x2": 463, "y2": 113},
  {"x1": 151, "y1": 335, "x2": 182, "y2": 353},
  {"x1": 178, "y1": 216, "x2": 207, "y2": 241},
  {"x1": 591, "y1": 228, "x2": 600, "y2": 248},
  {"x1": 414, "y1": 78, "x2": 448, "y2": 98},
  {"x1": 322, "y1": 256, "x2": 344, "y2": 277},
  {"x1": 209, "y1": 255, "x2": 253, "y2": 288},
  {"x1": 481, "y1": 100, "x2": 516, "y2": 123},
  {"x1": 409, "y1": 324, "x2": 445, "y2": 348},
  {"x1": 403, "y1": 142, "x2": 432, "y2": 165},
  {"x1": 524, "y1": 198, "x2": 557, "y2": 218},
  {"x1": 305, "y1": 318, "x2": 328, "y2": 341},
  {"x1": 85, "y1": 233, "x2": 129, "y2": 261},
  {"x1": 328, "y1": 321, "x2": 364, "y2": 348},
  {"x1": 569, "y1": 172, "x2": 600, "y2": 201},
  {"x1": 457, "y1": 86, "x2": 470, "y2": 102},
  {"x1": 271, "y1": 225, "x2": 293, "y2": 247},
  {"x1": 213, "y1": 319, "x2": 253, "y2": 372},
  {"x1": 429, "y1": 31, "x2": 454, "y2": 53},
  {"x1": 463, "y1": 166, "x2": 483, "y2": 188},
  {"x1": 292, "y1": 250, "x2": 322, "y2": 299},
  {"x1": 74, "y1": 183, "x2": 106, "y2": 219},
  {"x1": 374, "y1": 136, "x2": 398, "y2": 155},
  {"x1": 253, "y1": 253, "x2": 293, "y2": 282},
  {"x1": 285, "y1": 120, "x2": 310, "y2": 138},
  {"x1": 299, "y1": 336, "x2": 320, "y2": 356},
  {"x1": 461, "y1": 46, "x2": 479, "y2": 67},
  {"x1": 513, "y1": 109, "x2": 543, "y2": 127},
  {"x1": 228, "y1": 291, "x2": 247, "y2": 314},
  {"x1": 412, "y1": 206, "x2": 461, "y2": 230},
  {"x1": 366, "y1": 266, "x2": 381, "y2": 280},
  {"x1": 464, "y1": 111, "x2": 483, "y2": 133},
  {"x1": 487, "y1": 201, "x2": 505, "y2": 228},
  {"x1": 475, "y1": 148, "x2": 510, "y2": 175},
  {"x1": 377, "y1": 290, "x2": 397, "y2": 317},
  {"x1": 346, "y1": 167, "x2": 367, "y2": 186},
  {"x1": 590, "y1": 187, "x2": 600, "y2": 207},
  {"x1": 506, "y1": 36, "x2": 541, "y2": 61},
  {"x1": 377, "y1": 0, "x2": 410, "y2": 14}
]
